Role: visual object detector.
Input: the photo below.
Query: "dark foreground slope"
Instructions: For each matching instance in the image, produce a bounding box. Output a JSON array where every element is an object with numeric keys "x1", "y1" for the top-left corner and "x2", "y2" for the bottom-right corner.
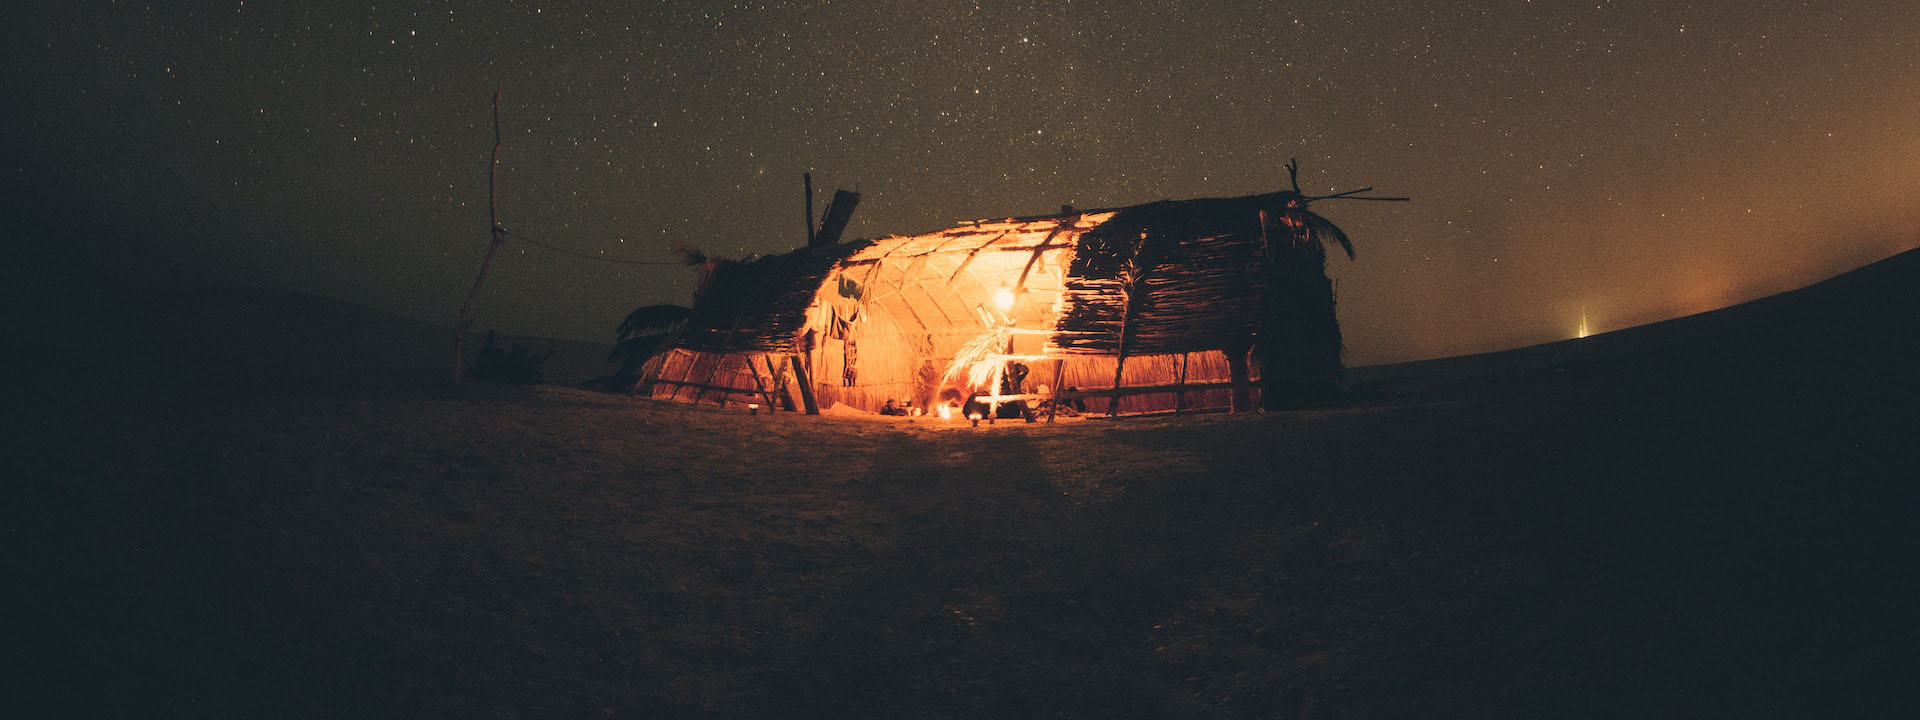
[{"x1": 11, "y1": 250, "x2": 1919, "y2": 718}]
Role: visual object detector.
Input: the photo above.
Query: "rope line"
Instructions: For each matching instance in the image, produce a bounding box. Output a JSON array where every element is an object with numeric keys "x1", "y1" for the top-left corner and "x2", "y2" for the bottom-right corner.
[{"x1": 499, "y1": 227, "x2": 684, "y2": 265}]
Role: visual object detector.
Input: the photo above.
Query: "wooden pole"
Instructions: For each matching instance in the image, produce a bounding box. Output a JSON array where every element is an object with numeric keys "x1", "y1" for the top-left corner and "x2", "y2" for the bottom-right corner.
[
  {"x1": 1108, "y1": 232, "x2": 1149, "y2": 416},
  {"x1": 990, "y1": 363, "x2": 1004, "y2": 423},
  {"x1": 746, "y1": 354, "x2": 777, "y2": 411},
  {"x1": 803, "y1": 172, "x2": 815, "y2": 247},
  {"x1": 789, "y1": 353, "x2": 820, "y2": 415},
  {"x1": 811, "y1": 189, "x2": 860, "y2": 247},
  {"x1": 1174, "y1": 352, "x2": 1188, "y2": 415},
  {"x1": 764, "y1": 355, "x2": 790, "y2": 410},
  {"x1": 1228, "y1": 343, "x2": 1253, "y2": 413},
  {"x1": 668, "y1": 351, "x2": 695, "y2": 402},
  {"x1": 1046, "y1": 358, "x2": 1064, "y2": 423},
  {"x1": 694, "y1": 352, "x2": 729, "y2": 406},
  {"x1": 454, "y1": 79, "x2": 507, "y2": 383}
]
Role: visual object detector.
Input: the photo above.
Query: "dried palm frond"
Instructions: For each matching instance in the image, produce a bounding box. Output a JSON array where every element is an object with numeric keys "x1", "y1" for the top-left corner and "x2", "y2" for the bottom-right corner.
[
  {"x1": 668, "y1": 239, "x2": 733, "y2": 301},
  {"x1": 615, "y1": 304, "x2": 690, "y2": 341},
  {"x1": 1302, "y1": 211, "x2": 1355, "y2": 260},
  {"x1": 941, "y1": 326, "x2": 1013, "y2": 390},
  {"x1": 667, "y1": 239, "x2": 709, "y2": 266}
]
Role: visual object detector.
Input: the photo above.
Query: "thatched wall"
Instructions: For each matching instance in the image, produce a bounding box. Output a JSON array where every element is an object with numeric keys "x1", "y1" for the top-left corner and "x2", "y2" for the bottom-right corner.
[
  {"x1": 677, "y1": 241, "x2": 871, "y2": 354},
  {"x1": 659, "y1": 189, "x2": 1341, "y2": 416},
  {"x1": 648, "y1": 349, "x2": 790, "y2": 408},
  {"x1": 1050, "y1": 350, "x2": 1260, "y2": 415},
  {"x1": 1051, "y1": 193, "x2": 1304, "y2": 356}
]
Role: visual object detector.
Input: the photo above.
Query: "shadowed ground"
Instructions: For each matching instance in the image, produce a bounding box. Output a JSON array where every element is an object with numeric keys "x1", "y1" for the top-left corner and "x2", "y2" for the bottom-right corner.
[{"x1": 12, "y1": 252, "x2": 1918, "y2": 717}]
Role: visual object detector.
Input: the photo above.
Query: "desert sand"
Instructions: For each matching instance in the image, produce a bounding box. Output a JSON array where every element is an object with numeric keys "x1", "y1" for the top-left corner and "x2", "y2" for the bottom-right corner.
[{"x1": 14, "y1": 250, "x2": 1918, "y2": 717}]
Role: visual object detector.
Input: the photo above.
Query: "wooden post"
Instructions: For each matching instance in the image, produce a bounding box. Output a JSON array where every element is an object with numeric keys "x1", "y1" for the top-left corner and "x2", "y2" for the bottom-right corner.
[
  {"x1": 695, "y1": 352, "x2": 733, "y2": 406},
  {"x1": 803, "y1": 172, "x2": 815, "y2": 247},
  {"x1": 789, "y1": 353, "x2": 820, "y2": 415},
  {"x1": 812, "y1": 189, "x2": 860, "y2": 247},
  {"x1": 1108, "y1": 231, "x2": 1150, "y2": 416},
  {"x1": 668, "y1": 351, "x2": 696, "y2": 402},
  {"x1": 1228, "y1": 343, "x2": 1253, "y2": 413},
  {"x1": 1174, "y1": 352, "x2": 1189, "y2": 415},
  {"x1": 989, "y1": 363, "x2": 1004, "y2": 423},
  {"x1": 1046, "y1": 358, "x2": 1064, "y2": 423},
  {"x1": 765, "y1": 355, "x2": 790, "y2": 410},
  {"x1": 746, "y1": 354, "x2": 777, "y2": 411},
  {"x1": 453, "y1": 79, "x2": 507, "y2": 383},
  {"x1": 634, "y1": 345, "x2": 671, "y2": 396}
]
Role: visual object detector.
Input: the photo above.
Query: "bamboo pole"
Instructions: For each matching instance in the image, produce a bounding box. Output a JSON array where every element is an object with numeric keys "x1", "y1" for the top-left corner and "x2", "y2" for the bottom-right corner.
[{"x1": 453, "y1": 79, "x2": 507, "y2": 383}]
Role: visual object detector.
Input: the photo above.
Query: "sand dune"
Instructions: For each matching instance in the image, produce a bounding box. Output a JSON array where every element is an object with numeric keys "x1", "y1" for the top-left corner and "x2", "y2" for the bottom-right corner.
[{"x1": 15, "y1": 249, "x2": 1917, "y2": 717}]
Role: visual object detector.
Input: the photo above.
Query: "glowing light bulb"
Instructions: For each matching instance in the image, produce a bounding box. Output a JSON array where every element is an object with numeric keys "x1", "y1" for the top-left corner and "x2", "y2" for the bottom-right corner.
[{"x1": 992, "y1": 286, "x2": 1015, "y2": 313}]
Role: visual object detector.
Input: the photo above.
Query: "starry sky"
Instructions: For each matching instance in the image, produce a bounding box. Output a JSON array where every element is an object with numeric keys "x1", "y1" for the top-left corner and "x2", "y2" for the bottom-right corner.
[{"x1": 8, "y1": 0, "x2": 1918, "y2": 364}]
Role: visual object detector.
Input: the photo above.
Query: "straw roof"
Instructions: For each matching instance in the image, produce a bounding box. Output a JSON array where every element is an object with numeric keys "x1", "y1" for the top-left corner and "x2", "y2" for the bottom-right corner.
[
  {"x1": 676, "y1": 240, "x2": 870, "y2": 353},
  {"x1": 674, "y1": 190, "x2": 1321, "y2": 358}
]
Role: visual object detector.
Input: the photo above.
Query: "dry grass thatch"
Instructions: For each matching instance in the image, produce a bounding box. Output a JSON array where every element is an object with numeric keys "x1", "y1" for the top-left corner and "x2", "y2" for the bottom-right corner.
[{"x1": 664, "y1": 190, "x2": 1352, "y2": 414}]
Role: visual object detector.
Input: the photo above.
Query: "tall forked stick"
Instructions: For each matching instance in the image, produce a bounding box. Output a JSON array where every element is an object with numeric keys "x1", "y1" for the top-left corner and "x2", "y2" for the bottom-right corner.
[{"x1": 454, "y1": 79, "x2": 507, "y2": 383}]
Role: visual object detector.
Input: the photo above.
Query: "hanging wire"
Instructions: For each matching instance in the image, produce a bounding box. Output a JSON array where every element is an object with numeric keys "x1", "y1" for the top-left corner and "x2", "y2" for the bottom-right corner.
[{"x1": 497, "y1": 227, "x2": 684, "y2": 265}]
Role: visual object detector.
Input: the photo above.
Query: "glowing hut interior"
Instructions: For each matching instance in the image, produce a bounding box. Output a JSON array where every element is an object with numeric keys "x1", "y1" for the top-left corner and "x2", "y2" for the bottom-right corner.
[{"x1": 644, "y1": 189, "x2": 1363, "y2": 419}]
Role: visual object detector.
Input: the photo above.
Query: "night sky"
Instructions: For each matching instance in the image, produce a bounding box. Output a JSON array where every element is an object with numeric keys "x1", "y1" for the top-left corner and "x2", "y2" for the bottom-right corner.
[{"x1": 9, "y1": 1, "x2": 1917, "y2": 364}]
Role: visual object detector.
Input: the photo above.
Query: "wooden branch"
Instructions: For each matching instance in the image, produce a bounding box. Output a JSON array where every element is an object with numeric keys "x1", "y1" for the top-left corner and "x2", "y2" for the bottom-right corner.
[
  {"x1": 453, "y1": 79, "x2": 507, "y2": 383},
  {"x1": 943, "y1": 230, "x2": 1016, "y2": 287},
  {"x1": 1107, "y1": 231, "x2": 1150, "y2": 416},
  {"x1": 1310, "y1": 186, "x2": 1409, "y2": 202},
  {"x1": 764, "y1": 355, "x2": 789, "y2": 409},
  {"x1": 803, "y1": 172, "x2": 815, "y2": 247},
  {"x1": 975, "y1": 379, "x2": 1240, "y2": 405},
  {"x1": 648, "y1": 378, "x2": 765, "y2": 401},
  {"x1": 1012, "y1": 220, "x2": 1073, "y2": 291},
  {"x1": 746, "y1": 354, "x2": 777, "y2": 410}
]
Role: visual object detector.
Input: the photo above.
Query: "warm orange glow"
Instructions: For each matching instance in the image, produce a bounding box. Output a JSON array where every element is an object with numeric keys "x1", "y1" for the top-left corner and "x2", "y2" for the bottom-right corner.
[
  {"x1": 992, "y1": 286, "x2": 1015, "y2": 313},
  {"x1": 1576, "y1": 308, "x2": 1591, "y2": 339},
  {"x1": 937, "y1": 404, "x2": 952, "y2": 420}
]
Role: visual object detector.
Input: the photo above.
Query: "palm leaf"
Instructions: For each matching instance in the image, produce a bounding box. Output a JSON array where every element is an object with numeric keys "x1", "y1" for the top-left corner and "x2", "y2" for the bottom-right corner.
[
  {"x1": 615, "y1": 304, "x2": 690, "y2": 341},
  {"x1": 1303, "y1": 211, "x2": 1355, "y2": 260},
  {"x1": 607, "y1": 333, "x2": 672, "y2": 365},
  {"x1": 666, "y1": 239, "x2": 709, "y2": 266}
]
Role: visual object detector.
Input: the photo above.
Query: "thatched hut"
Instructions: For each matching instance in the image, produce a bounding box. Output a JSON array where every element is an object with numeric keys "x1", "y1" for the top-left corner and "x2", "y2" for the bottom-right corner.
[{"x1": 643, "y1": 188, "x2": 1367, "y2": 418}]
